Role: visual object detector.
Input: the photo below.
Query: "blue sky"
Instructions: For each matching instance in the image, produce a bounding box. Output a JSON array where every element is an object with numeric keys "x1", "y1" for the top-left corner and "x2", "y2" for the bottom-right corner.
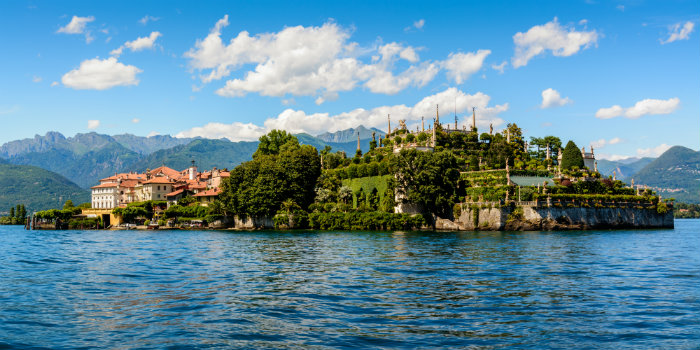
[{"x1": 0, "y1": 0, "x2": 698, "y2": 160}]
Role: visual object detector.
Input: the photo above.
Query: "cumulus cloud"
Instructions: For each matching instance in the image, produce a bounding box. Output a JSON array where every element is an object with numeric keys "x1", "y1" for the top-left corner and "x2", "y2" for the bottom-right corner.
[
  {"x1": 661, "y1": 21, "x2": 695, "y2": 44},
  {"x1": 185, "y1": 16, "x2": 444, "y2": 102},
  {"x1": 590, "y1": 137, "x2": 622, "y2": 149},
  {"x1": 512, "y1": 17, "x2": 598, "y2": 68},
  {"x1": 111, "y1": 31, "x2": 162, "y2": 56},
  {"x1": 491, "y1": 61, "x2": 507, "y2": 73},
  {"x1": 540, "y1": 88, "x2": 572, "y2": 108},
  {"x1": 87, "y1": 120, "x2": 100, "y2": 129},
  {"x1": 139, "y1": 15, "x2": 159, "y2": 25},
  {"x1": 61, "y1": 57, "x2": 142, "y2": 90},
  {"x1": 57, "y1": 15, "x2": 95, "y2": 43},
  {"x1": 176, "y1": 87, "x2": 508, "y2": 141},
  {"x1": 595, "y1": 98, "x2": 680, "y2": 119},
  {"x1": 442, "y1": 50, "x2": 491, "y2": 84},
  {"x1": 636, "y1": 144, "x2": 672, "y2": 158}
]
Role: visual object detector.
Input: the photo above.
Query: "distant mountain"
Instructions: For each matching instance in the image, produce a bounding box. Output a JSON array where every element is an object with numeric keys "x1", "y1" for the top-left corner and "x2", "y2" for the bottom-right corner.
[
  {"x1": 0, "y1": 163, "x2": 90, "y2": 213},
  {"x1": 316, "y1": 125, "x2": 384, "y2": 143},
  {"x1": 597, "y1": 157, "x2": 654, "y2": 181},
  {"x1": 112, "y1": 134, "x2": 195, "y2": 155},
  {"x1": 633, "y1": 146, "x2": 700, "y2": 204},
  {"x1": 139, "y1": 138, "x2": 259, "y2": 171}
]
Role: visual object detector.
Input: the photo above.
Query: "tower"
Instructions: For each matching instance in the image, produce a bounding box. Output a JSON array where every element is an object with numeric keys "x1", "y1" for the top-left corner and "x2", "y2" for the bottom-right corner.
[
  {"x1": 357, "y1": 131, "x2": 361, "y2": 152},
  {"x1": 436, "y1": 104, "x2": 439, "y2": 124},
  {"x1": 189, "y1": 160, "x2": 197, "y2": 180},
  {"x1": 421, "y1": 116, "x2": 424, "y2": 131},
  {"x1": 472, "y1": 107, "x2": 476, "y2": 131},
  {"x1": 431, "y1": 118, "x2": 436, "y2": 147},
  {"x1": 387, "y1": 114, "x2": 391, "y2": 137}
]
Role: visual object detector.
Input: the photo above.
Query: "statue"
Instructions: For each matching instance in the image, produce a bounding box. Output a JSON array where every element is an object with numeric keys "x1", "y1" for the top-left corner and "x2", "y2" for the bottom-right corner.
[
  {"x1": 398, "y1": 119, "x2": 407, "y2": 130},
  {"x1": 489, "y1": 123, "x2": 493, "y2": 135}
]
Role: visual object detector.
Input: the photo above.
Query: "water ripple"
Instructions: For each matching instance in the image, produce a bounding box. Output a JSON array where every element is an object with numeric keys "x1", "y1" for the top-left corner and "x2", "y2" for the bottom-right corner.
[{"x1": 0, "y1": 222, "x2": 699, "y2": 349}]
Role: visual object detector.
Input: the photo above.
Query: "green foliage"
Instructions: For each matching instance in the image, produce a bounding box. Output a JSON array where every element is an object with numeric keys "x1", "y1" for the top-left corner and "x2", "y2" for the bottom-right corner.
[
  {"x1": 63, "y1": 200, "x2": 74, "y2": 209},
  {"x1": 0, "y1": 163, "x2": 89, "y2": 212},
  {"x1": 674, "y1": 203, "x2": 700, "y2": 218},
  {"x1": 561, "y1": 140, "x2": 584, "y2": 170},
  {"x1": 392, "y1": 149, "x2": 460, "y2": 217},
  {"x1": 342, "y1": 175, "x2": 392, "y2": 207},
  {"x1": 220, "y1": 131, "x2": 321, "y2": 218},
  {"x1": 163, "y1": 204, "x2": 210, "y2": 219},
  {"x1": 308, "y1": 212, "x2": 426, "y2": 231},
  {"x1": 177, "y1": 196, "x2": 196, "y2": 206},
  {"x1": 113, "y1": 206, "x2": 149, "y2": 223},
  {"x1": 633, "y1": 146, "x2": 700, "y2": 204},
  {"x1": 254, "y1": 129, "x2": 298, "y2": 158}
]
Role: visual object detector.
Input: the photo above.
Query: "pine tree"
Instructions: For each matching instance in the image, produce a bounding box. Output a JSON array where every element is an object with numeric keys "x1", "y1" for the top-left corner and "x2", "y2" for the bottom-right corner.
[
  {"x1": 15, "y1": 205, "x2": 21, "y2": 219},
  {"x1": 9, "y1": 207, "x2": 14, "y2": 218},
  {"x1": 560, "y1": 140, "x2": 584, "y2": 170},
  {"x1": 19, "y1": 205, "x2": 26, "y2": 220}
]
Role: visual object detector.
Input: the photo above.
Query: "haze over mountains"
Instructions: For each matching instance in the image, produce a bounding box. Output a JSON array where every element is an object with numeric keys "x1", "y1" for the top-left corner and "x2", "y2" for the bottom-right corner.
[{"x1": 1, "y1": 127, "x2": 698, "y2": 212}]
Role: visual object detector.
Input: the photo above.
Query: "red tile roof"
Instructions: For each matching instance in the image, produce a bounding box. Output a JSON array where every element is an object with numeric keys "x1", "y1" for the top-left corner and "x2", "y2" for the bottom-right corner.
[
  {"x1": 143, "y1": 177, "x2": 175, "y2": 184},
  {"x1": 165, "y1": 189, "x2": 185, "y2": 197},
  {"x1": 193, "y1": 188, "x2": 221, "y2": 197},
  {"x1": 91, "y1": 183, "x2": 118, "y2": 189}
]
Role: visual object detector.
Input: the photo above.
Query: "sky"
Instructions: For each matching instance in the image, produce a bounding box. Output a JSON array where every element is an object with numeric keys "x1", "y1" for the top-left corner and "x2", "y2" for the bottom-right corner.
[{"x1": 0, "y1": 0, "x2": 698, "y2": 160}]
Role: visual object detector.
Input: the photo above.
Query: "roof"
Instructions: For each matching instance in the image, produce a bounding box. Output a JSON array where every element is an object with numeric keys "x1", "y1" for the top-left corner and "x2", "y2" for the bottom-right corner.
[
  {"x1": 119, "y1": 179, "x2": 139, "y2": 188},
  {"x1": 510, "y1": 176, "x2": 555, "y2": 187},
  {"x1": 165, "y1": 189, "x2": 185, "y2": 197},
  {"x1": 143, "y1": 177, "x2": 175, "y2": 184},
  {"x1": 91, "y1": 183, "x2": 118, "y2": 189},
  {"x1": 150, "y1": 166, "x2": 181, "y2": 179},
  {"x1": 193, "y1": 188, "x2": 221, "y2": 197}
]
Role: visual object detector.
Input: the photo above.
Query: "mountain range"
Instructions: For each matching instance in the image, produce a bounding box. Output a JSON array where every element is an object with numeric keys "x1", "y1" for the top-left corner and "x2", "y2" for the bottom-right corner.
[
  {"x1": 1, "y1": 128, "x2": 697, "y2": 208},
  {"x1": 0, "y1": 127, "x2": 377, "y2": 189}
]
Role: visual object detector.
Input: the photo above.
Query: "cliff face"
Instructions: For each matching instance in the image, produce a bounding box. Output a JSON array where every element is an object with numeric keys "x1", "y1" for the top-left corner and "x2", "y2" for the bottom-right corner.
[{"x1": 454, "y1": 205, "x2": 674, "y2": 231}]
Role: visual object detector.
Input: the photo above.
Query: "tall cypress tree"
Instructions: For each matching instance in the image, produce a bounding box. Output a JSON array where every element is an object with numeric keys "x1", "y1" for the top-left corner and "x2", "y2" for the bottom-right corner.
[
  {"x1": 561, "y1": 140, "x2": 584, "y2": 170},
  {"x1": 9, "y1": 207, "x2": 14, "y2": 218}
]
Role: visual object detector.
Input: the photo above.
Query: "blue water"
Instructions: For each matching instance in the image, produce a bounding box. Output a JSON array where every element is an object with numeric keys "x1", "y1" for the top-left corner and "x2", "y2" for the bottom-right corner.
[{"x1": 1, "y1": 221, "x2": 699, "y2": 349}]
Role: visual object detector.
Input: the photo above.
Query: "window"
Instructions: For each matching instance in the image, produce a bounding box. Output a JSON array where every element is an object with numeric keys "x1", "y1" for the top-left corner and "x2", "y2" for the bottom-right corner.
[
  {"x1": 157, "y1": 194, "x2": 160, "y2": 199},
  {"x1": 157, "y1": 185, "x2": 160, "y2": 191}
]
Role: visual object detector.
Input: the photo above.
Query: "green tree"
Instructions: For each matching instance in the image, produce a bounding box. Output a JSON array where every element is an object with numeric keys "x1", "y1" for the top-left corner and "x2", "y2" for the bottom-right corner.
[
  {"x1": 561, "y1": 140, "x2": 584, "y2": 170},
  {"x1": 9, "y1": 206, "x2": 14, "y2": 218},
  {"x1": 15, "y1": 205, "x2": 21, "y2": 220},
  {"x1": 19, "y1": 205, "x2": 26, "y2": 220},
  {"x1": 253, "y1": 129, "x2": 298, "y2": 158},
  {"x1": 392, "y1": 149, "x2": 460, "y2": 218},
  {"x1": 63, "y1": 200, "x2": 74, "y2": 209}
]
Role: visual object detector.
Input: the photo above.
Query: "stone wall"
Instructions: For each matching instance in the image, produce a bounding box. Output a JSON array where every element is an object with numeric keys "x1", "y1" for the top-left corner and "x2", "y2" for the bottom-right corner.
[
  {"x1": 455, "y1": 205, "x2": 673, "y2": 231},
  {"x1": 232, "y1": 215, "x2": 274, "y2": 229}
]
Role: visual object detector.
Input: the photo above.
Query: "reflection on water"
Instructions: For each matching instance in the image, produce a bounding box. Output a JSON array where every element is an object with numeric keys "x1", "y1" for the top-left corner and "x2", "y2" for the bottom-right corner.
[{"x1": 1, "y1": 222, "x2": 699, "y2": 349}]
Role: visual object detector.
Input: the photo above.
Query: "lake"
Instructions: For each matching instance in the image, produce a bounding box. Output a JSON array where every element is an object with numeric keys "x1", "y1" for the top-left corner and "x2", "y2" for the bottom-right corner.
[{"x1": 1, "y1": 221, "x2": 699, "y2": 349}]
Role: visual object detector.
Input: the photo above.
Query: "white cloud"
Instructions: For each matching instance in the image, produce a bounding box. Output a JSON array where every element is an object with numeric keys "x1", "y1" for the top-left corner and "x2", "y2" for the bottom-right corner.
[
  {"x1": 595, "y1": 98, "x2": 680, "y2": 119},
  {"x1": 176, "y1": 122, "x2": 267, "y2": 141},
  {"x1": 57, "y1": 15, "x2": 94, "y2": 34},
  {"x1": 442, "y1": 50, "x2": 491, "y2": 84},
  {"x1": 636, "y1": 143, "x2": 671, "y2": 158},
  {"x1": 661, "y1": 21, "x2": 695, "y2": 44},
  {"x1": 590, "y1": 137, "x2": 623, "y2": 149},
  {"x1": 147, "y1": 131, "x2": 160, "y2": 137},
  {"x1": 414, "y1": 19, "x2": 425, "y2": 29},
  {"x1": 51, "y1": 81, "x2": 59, "y2": 87},
  {"x1": 32, "y1": 76, "x2": 42, "y2": 83},
  {"x1": 132, "y1": 118, "x2": 140, "y2": 123},
  {"x1": 185, "y1": 17, "x2": 440, "y2": 102},
  {"x1": 61, "y1": 57, "x2": 142, "y2": 90},
  {"x1": 57, "y1": 15, "x2": 95, "y2": 43},
  {"x1": 512, "y1": 17, "x2": 598, "y2": 68},
  {"x1": 139, "y1": 15, "x2": 159, "y2": 25},
  {"x1": 176, "y1": 87, "x2": 508, "y2": 141},
  {"x1": 540, "y1": 88, "x2": 572, "y2": 108},
  {"x1": 491, "y1": 61, "x2": 507, "y2": 73},
  {"x1": 87, "y1": 120, "x2": 100, "y2": 129},
  {"x1": 111, "y1": 31, "x2": 162, "y2": 56}
]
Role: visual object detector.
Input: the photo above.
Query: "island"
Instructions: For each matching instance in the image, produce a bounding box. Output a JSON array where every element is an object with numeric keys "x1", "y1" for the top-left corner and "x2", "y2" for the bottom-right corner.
[{"x1": 26, "y1": 109, "x2": 673, "y2": 231}]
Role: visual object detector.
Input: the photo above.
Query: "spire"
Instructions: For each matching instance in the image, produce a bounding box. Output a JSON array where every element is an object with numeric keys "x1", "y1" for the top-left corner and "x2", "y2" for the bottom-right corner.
[
  {"x1": 421, "y1": 116, "x2": 424, "y2": 131},
  {"x1": 472, "y1": 107, "x2": 476, "y2": 131},
  {"x1": 436, "y1": 104, "x2": 439, "y2": 123},
  {"x1": 431, "y1": 118, "x2": 436, "y2": 147},
  {"x1": 357, "y1": 131, "x2": 361, "y2": 152},
  {"x1": 387, "y1": 114, "x2": 391, "y2": 137}
]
